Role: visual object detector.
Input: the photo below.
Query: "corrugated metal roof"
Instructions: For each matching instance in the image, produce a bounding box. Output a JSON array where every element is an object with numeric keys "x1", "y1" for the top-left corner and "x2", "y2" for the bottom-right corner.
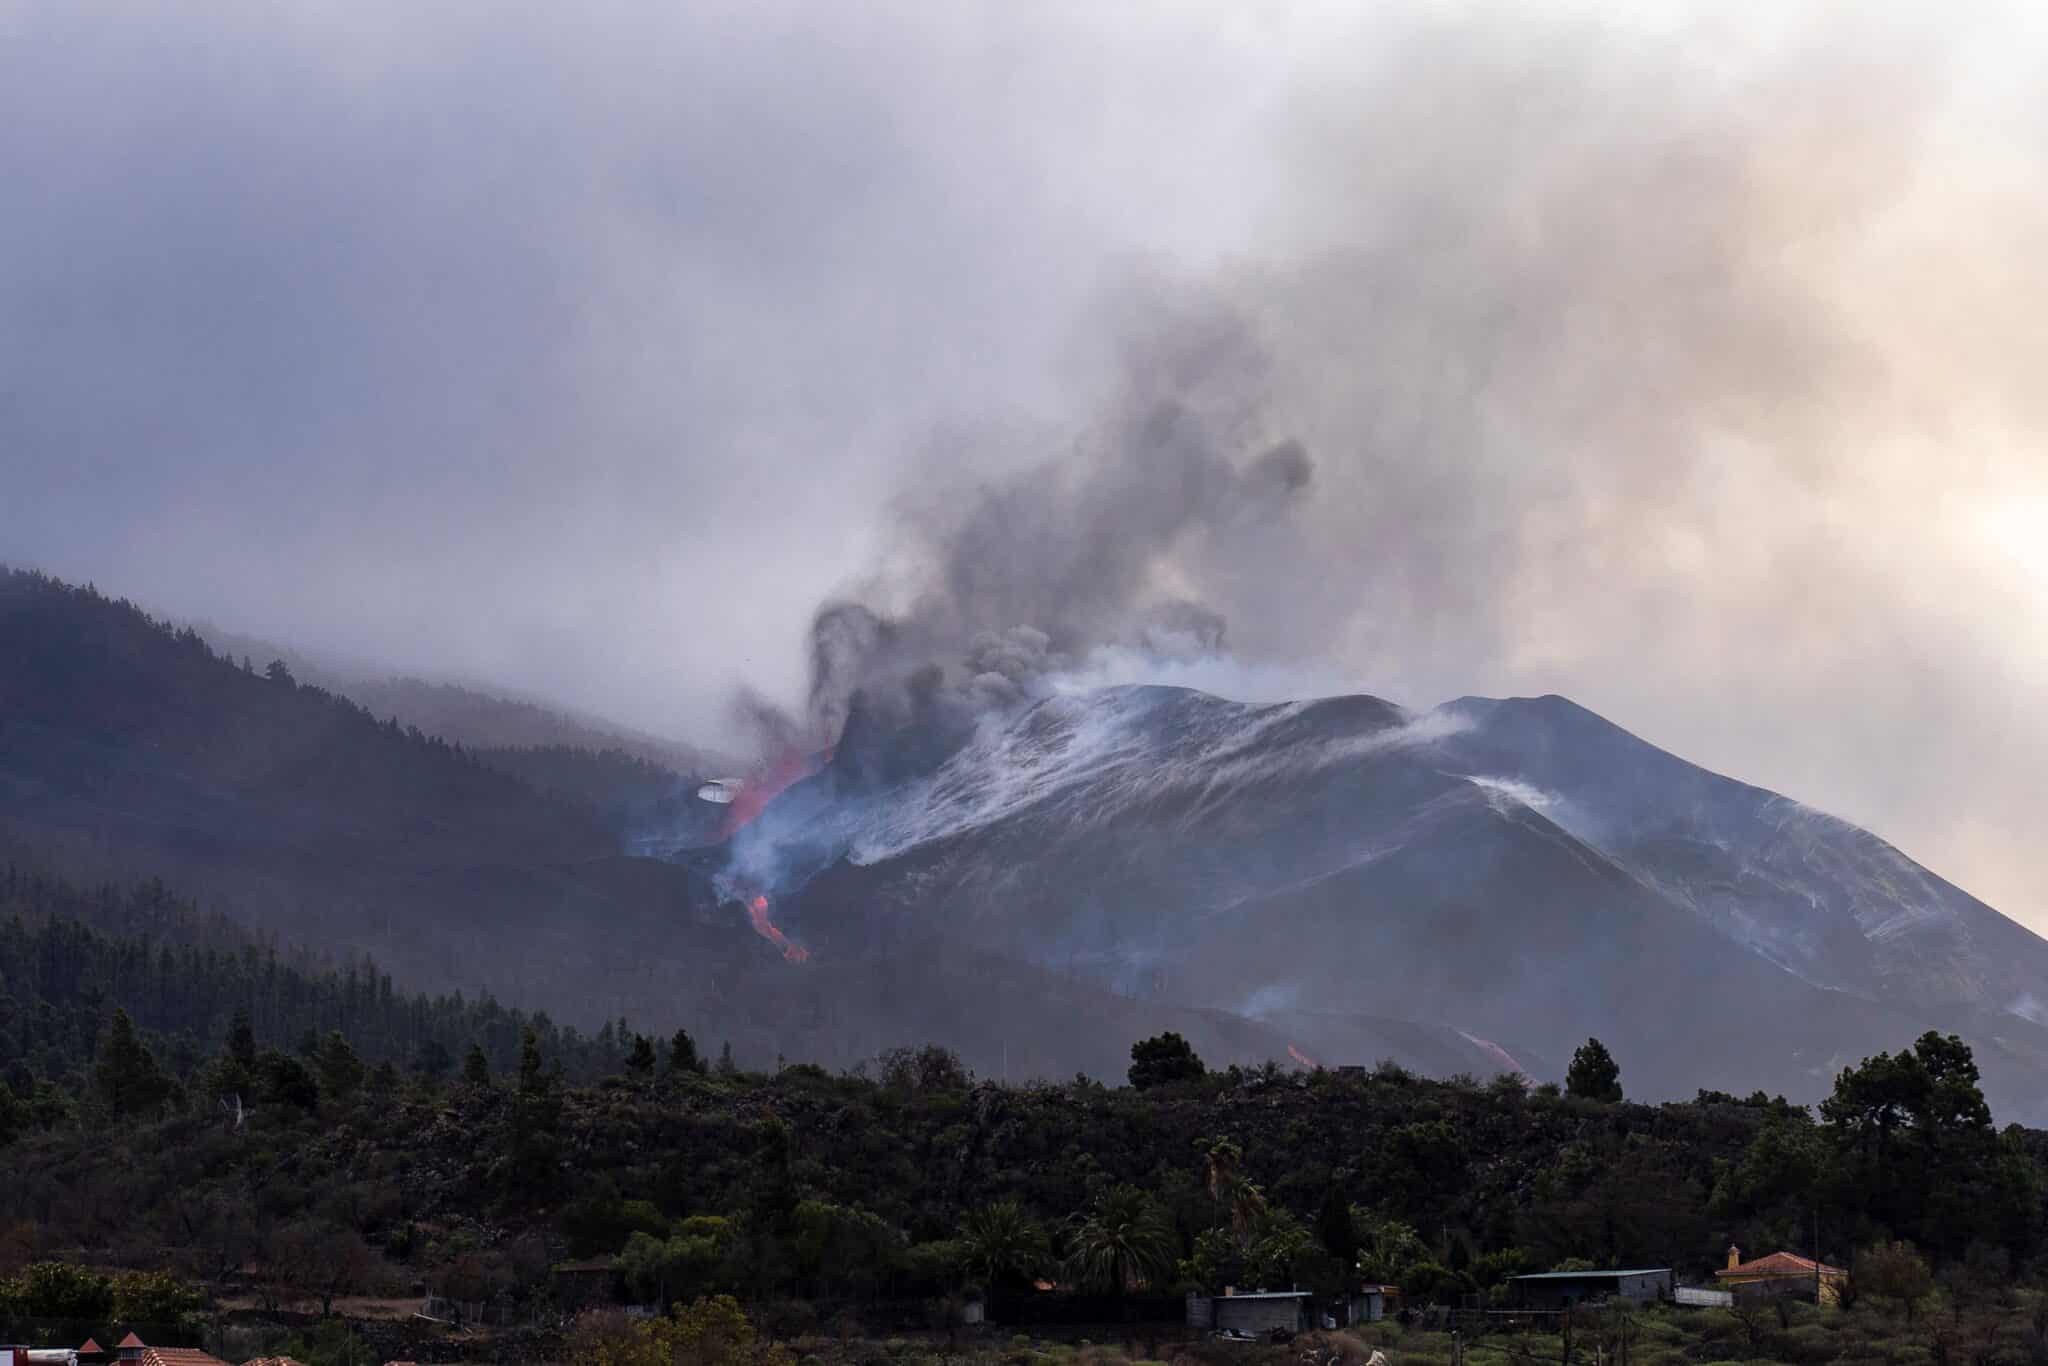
[
  {"x1": 1216, "y1": 1291, "x2": 1312, "y2": 1299},
  {"x1": 1513, "y1": 1269, "x2": 1670, "y2": 1281}
]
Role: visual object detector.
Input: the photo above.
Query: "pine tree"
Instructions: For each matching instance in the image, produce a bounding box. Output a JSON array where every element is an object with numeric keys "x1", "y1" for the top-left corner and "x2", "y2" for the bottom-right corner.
[
  {"x1": 317, "y1": 1030, "x2": 364, "y2": 1100},
  {"x1": 415, "y1": 1038, "x2": 454, "y2": 1079},
  {"x1": 668, "y1": 1028, "x2": 703, "y2": 1075},
  {"x1": 625, "y1": 1033, "x2": 656, "y2": 1077},
  {"x1": 1127, "y1": 1031, "x2": 1205, "y2": 1089},
  {"x1": 0, "y1": 1076, "x2": 24, "y2": 1148},
  {"x1": 1566, "y1": 1038, "x2": 1623, "y2": 1103},
  {"x1": 227, "y1": 1008, "x2": 257, "y2": 1070},
  {"x1": 94, "y1": 1008, "x2": 170, "y2": 1115},
  {"x1": 462, "y1": 1043, "x2": 491, "y2": 1087},
  {"x1": 510, "y1": 1027, "x2": 561, "y2": 1189},
  {"x1": 715, "y1": 1041, "x2": 738, "y2": 1077}
]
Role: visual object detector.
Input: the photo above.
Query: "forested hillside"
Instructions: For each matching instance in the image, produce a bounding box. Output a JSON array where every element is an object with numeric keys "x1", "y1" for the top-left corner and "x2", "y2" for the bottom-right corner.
[
  {"x1": 0, "y1": 867, "x2": 654, "y2": 1101},
  {"x1": 0, "y1": 568, "x2": 733, "y2": 1021}
]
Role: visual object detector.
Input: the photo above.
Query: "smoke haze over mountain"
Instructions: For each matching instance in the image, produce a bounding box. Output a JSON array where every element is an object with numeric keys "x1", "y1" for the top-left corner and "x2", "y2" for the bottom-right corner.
[{"x1": 3, "y1": 3, "x2": 2045, "y2": 929}]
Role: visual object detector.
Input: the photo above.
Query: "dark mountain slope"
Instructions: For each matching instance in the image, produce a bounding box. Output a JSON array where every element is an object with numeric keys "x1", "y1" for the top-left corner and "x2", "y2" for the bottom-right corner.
[
  {"x1": 1429, "y1": 694, "x2": 2048, "y2": 1019},
  {"x1": 744, "y1": 684, "x2": 2048, "y2": 1118},
  {"x1": 343, "y1": 675, "x2": 722, "y2": 773},
  {"x1": 0, "y1": 573, "x2": 1533, "y2": 1079},
  {"x1": 191, "y1": 618, "x2": 722, "y2": 772},
  {"x1": 14, "y1": 569, "x2": 2048, "y2": 1114},
  {"x1": 0, "y1": 569, "x2": 717, "y2": 1012}
]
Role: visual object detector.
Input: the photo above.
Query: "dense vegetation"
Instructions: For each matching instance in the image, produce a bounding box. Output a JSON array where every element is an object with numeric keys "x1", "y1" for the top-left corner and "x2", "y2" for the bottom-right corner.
[
  {"x1": 4, "y1": 865, "x2": 2048, "y2": 1362},
  {"x1": 0, "y1": 866, "x2": 672, "y2": 1102},
  {"x1": 4, "y1": 896, "x2": 2044, "y2": 1307}
]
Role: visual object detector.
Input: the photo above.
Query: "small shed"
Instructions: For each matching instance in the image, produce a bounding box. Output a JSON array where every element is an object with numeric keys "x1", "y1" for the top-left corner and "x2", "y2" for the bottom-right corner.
[
  {"x1": 1211, "y1": 1291, "x2": 1313, "y2": 1336},
  {"x1": 1342, "y1": 1286, "x2": 1392, "y2": 1325},
  {"x1": 1513, "y1": 1269, "x2": 1673, "y2": 1309}
]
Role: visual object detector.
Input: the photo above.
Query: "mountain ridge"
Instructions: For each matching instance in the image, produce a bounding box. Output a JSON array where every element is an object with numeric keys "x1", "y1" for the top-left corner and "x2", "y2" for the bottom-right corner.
[
  {"x1": 9, "y1": 565, "x2": 2048, "y2": 1117},
  {"x1": 739, "y1": 680, "x2": 2048, "y2": 1118}
]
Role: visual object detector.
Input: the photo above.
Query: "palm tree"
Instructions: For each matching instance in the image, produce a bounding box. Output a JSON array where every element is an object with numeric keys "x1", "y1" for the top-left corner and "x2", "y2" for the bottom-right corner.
[
  {"x1": 960, "y1": 1199, "x2": 1049, "y2": 1289},
  {"x1": 1066, "y1": 1185, "x2": 1179, "y2": 1296},
  {"x1": 1195, "y1": 1135, "x2": 1268, "y2": 1240}
]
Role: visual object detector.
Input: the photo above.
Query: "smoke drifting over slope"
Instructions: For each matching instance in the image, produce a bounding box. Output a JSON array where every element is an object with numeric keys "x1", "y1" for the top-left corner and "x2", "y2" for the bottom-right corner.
[
  {"x1": 790, "y1": 288, "x2": 1317, "y2": 750},
  {"x1": 4, "y1": 4, "x2": 2046, "y2": 926}
]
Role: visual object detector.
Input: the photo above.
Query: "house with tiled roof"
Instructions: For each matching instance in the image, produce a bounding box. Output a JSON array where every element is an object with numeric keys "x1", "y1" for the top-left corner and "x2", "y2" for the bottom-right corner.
[
  {"x1": 99, "y1": 1332, "x2": 229, "y2": 1366},
  {"x1": 1715, "y1": 1245, "x2": 1848, "y2": 1306},
  {"x1": 2, "y1": 1333, "x2": 233, "y2": 1366}
]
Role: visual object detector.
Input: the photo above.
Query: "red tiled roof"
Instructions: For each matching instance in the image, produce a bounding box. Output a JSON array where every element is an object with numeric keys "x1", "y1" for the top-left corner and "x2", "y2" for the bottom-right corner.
[
  {"x1": 242, "y1": 1357, "x2": 309, "y2": 1365},
  {"x1": 79, "y1": 1339, "x2": 104, "y2": 1353},
  {"x1": 138, "y1": 1349, "x2": 231, "y2": 1366},
  {"x1": 118, "y1": 1334, "x2": 147, "y2": 1349},
  {"x1": 1717, "y1": 1251, "x2": 1845, "y2": 1279}
]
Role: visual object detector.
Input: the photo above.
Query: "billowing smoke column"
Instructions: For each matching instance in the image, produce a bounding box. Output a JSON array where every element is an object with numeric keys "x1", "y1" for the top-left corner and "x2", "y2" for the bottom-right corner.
[
  {"x1": 797, "y1": 294, "x2": 1317, "y2": 765},
  {"x1": 709, "y1": 290, "x2": 1323, "y2": 954}
]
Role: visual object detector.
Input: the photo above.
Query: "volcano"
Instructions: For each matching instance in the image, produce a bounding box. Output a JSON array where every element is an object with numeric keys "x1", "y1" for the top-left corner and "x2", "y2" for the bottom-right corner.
[{"x1": 726, "y1": 683, "x2": 2048, "y2": 1120}]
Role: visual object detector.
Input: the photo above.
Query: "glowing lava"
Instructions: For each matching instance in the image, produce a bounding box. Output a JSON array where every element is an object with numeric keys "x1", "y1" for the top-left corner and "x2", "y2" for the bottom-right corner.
[
  {"x1": 720, "y1": 745, "x2": 834, "y2": 839},
  {"x1": 1287, "y1": 1043, "x2": 1320, "y2": 1070},
  {"x1": 747, "y1": 893, "x2": 811, "y2": 964}
]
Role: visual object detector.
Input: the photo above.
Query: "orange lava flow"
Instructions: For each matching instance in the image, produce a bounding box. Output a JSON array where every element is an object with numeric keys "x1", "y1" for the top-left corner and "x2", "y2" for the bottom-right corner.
[
  {"x1": 1287, "y1": 1043, "x2": 1320, "y2": 1070},
  {"x1": 720, "y1": 745, "x2": 835, "y2": 839},
  {"x1": 747, "y1": 893, "x2": 811, "y2": 964}
]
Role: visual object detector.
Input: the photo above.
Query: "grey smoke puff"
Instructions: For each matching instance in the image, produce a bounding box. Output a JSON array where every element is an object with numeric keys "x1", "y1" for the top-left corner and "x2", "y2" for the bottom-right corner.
[
  {"x1": 1135, "y1": 601, "x2": 1228, "y2": 658},
  {"x1": 784, "y1": 290, "x2": 1319, "y2": 748},
  {"x1": 1249, "y1": 439, "x2": 1313, "y2": 497},
  {"x1": 965, "y1": 626, "x2": 1064, "y2": 686}
]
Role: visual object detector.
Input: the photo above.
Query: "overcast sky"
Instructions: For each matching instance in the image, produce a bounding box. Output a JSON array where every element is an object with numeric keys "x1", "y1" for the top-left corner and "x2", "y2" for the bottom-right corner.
[{"x1": 4, "y1": 1, "x2": 2045, "y2": 931}]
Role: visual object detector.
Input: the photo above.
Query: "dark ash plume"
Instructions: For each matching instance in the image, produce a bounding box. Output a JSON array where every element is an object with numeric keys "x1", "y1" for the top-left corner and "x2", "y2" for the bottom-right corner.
[{"x1": 789, "y1": 287, "x2": 1319, "y2": 756}]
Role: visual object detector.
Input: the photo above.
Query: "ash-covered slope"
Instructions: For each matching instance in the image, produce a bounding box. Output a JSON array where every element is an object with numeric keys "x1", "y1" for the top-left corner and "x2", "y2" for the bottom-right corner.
[
  {"x1": 749, "y1": 684, "x2": 2048, "y2": 1118},
  {"x1": 1430, "y1": 694, "x2": 2048, "y2": 1021}
]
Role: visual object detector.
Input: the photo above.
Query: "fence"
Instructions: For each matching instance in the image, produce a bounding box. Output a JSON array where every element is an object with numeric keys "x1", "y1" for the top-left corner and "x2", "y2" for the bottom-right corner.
[{"x1": 1442, "y1": 1309, "x2": 1571, "y2": 1335}]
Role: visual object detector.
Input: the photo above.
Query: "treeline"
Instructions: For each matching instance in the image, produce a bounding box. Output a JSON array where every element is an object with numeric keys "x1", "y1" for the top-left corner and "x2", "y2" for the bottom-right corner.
[
  {"x1": 4, "y1": 987, "x2": 2046, "y2": 1329},
  {"x1": 0, "y1": 866, "x2": 679, "y2": 1107}
]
